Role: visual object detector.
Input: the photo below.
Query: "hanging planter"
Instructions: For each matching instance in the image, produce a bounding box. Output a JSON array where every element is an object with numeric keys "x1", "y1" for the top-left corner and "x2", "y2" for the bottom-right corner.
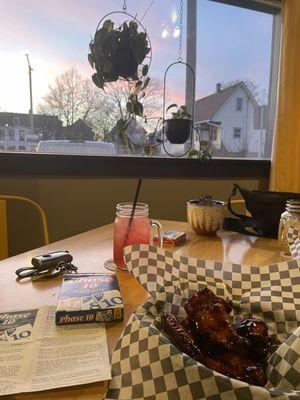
[
  {"x1": 161, "y1": 61, "x2": 195, "y2": 155},
  {"x1": 88, "y1": 12, "x2": 152, "y2": 90},
  {"x1": 164, "y1": 104, "x2": 192, "y2": 144}
]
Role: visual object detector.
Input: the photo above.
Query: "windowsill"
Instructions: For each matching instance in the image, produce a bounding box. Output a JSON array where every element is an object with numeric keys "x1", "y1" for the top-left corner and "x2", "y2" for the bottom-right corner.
[{"x1": 0, "y1": 152, "x2": 270, "y2": 179}]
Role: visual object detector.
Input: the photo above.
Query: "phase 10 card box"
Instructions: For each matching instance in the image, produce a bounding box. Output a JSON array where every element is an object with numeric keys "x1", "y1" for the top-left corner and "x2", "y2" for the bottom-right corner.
[{"x1": 55, "y1": 273, "x2": 124, "y2": 325}]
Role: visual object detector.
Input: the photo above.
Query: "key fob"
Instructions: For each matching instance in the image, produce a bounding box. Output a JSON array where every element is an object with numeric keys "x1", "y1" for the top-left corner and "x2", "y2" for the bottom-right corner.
[{"x1": 31, "y1": 251, "x2": 73, "y2": 269}]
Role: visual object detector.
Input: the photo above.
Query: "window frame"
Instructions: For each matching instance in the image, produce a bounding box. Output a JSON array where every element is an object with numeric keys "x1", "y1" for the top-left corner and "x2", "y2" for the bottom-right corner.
[
  {"x1": 233, "y1": 127, "x2": 242, "y2": 138},
  {"x1": 236, "y1": 97, "x2": 243, "y2": 111},
  {"x1": 0, "y1": 0, "x2": 281, "y2": 178}
]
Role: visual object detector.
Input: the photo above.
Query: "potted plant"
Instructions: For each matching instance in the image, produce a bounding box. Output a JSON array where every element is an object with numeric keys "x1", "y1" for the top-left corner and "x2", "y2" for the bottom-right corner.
[
  {"x1": 164, "y1": 104, "x2": 192, "y2": 144},
  {"x1": 88, "y1": 19, "x2": 150, "y2": 89},
  {"x1": 89, "y1": 18, "x2": 152, "y2": 150},
  {"x1": 187, "y1": 194, "x2": 225, "y2": 236}
]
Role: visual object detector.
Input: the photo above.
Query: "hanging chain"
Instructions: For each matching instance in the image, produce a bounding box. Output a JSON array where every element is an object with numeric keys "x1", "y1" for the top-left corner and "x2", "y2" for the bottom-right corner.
[
  {"x1": 123, "y1": 0, "x2": 127, "y2": 12},
  {"x1": 178, "y1": 0, "x2": 184, "y2": 62}
]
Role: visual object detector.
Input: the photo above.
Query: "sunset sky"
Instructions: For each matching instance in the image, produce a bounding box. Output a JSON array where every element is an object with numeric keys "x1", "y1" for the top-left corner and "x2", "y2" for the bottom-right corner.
[{"x1": 0, "y1": 0, "x2": 273, "y2": 114}]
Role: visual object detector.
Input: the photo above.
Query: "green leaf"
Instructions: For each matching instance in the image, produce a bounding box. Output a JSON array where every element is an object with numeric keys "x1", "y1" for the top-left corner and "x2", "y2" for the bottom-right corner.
[
  {"x1": 166, "y1": 103, "x2": 178, "y2": 113},
  {"x1": 129, "y1": 21, "x2": 138, "y2": 32},
  {"x1": 179, "y1": 105, "x2": 188, "y2": 113},
  {"x1": 92, "y1": 73, "x2": 104, "y2": 89},
  {"x1": 141, "y1": 77, "x2": 150, "y2": 90},
  {"x1": 129, "y1": 93, "x2": 138, "y2": 103},
  {"x1": 188, "y1": 149, "x2": 199, "y2": 158},
  {"x1": 116, "y1": 118, "x2": 126, "y2": 132},
  {"x1": 144, "y1": 144, "x2": 154, "y2": 156},
  {"x1": 103, "y1": 19, "x2": 114, "y2": 32},
  {"x1": 126, "y1": 101, "x2": 133, "y2": 114},
  {"x1": 133, "y1": 101, "x2": 143, "y2": 117},
  {"x1": 142, "y1": 64, "x2": 149, "y2": 76},
  {"x1": 88, "y1": 53, "x2": 94, "y2": 69}
]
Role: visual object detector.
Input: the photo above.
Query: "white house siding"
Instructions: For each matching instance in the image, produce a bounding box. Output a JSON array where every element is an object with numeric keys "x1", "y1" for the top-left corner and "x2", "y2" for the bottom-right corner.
[
  {"x1": 247, "y1": 128, "x2": 266, "y2": 156},
  {"x1": 212, "y1": 86, "x2": 256, "y2": 156},
  {"x1": 0, "y1": 126, "x2": 38, "y2": 152}
]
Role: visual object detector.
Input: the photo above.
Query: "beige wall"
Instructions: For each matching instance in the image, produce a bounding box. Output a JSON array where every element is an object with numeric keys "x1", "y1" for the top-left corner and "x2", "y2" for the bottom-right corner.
[{"x1": 0, "y1": 177, "x2": 268, "y2": 256}]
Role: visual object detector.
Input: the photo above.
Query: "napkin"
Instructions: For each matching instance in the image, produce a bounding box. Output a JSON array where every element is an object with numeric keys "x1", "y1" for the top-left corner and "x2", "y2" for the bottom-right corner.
[{"x1": 107, "y1": 244, "x2": 300, "y2": 400}]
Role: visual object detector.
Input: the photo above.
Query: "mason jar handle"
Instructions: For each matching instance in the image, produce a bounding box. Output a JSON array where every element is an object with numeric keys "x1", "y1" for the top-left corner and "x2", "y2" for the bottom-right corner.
[
  {"x1": 278, "y1": 218, "x2": 285, "y2": 245},
  {"x1": 150, "y1": 220, "x2": 163, "y2": 247}
]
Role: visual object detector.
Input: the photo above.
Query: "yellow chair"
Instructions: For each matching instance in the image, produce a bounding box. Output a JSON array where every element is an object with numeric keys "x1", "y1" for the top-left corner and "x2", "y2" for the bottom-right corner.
[{"x1": 0, "y1": 195, "x2": 49, "y2": 260}]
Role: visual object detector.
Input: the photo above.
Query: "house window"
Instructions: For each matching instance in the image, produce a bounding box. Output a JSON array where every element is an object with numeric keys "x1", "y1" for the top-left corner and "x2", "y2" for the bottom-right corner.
[
  {"x1": 13, "y1": 117, "x2": 20, "y2": 127},
  {"x1": 19, "y1": 145, "x2": 26, "y2": 151},
  {"x1": 236, "y1": 97, "x2": 243, "y2": 111},
  {"x1": 8, "y1": 128, "x2": 15, "y2": 141},
  {"x1": 19, "y1": 130, "x2": 25, "y2": 141},
  {"x1": 7, "y1": 146, "x2": 15, "y2": 151},
  {"x1": 0, "y1": 129, "x2": 5, "y2": 141},
  {"x1": 209, "y1": 126, "x2": 218, "y2": 141},
  {"x1": 233, "y1": 128, "x2": 242, "y2": 138}
]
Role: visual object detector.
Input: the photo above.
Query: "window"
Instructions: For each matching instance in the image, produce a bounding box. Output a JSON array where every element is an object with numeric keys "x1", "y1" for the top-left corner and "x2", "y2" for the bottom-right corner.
[
  {"x1": 0, "y1": 129, "x2": 5, "y2": 141},
  {"x1": 195, "y1": 0, "x2": 278, "y2": 159},
  {"x1": 209, "y1": 126, "x2": 218, "y2": 141},
  {"x1": 233, "y1": 128, "x2": 242, "y2": 138},
  {"x1": 8, "y1": 129, "x2": 15, "y2": 141},
  {"x1": 19, "y1": 145, "x2": 26, "y2": 151},
  {"x1": 19, "y1": 130, "x2": 25, "y2": 142},
  {"x1": 13, "y1": 117, "x2": 20, "y2": 127},
  {"x1": 7, "y1": 146, "x2": 15, "y2": 151},
  {"x1": 236, "y1": 97, "x2": 243, "y2": 111},
  {"x1": 0, "y1": 0, "x2": 281, "y2": 171}
]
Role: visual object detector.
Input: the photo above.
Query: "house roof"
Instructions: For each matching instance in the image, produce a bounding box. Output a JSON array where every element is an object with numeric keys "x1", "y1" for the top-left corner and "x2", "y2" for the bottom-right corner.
[
  {"x1": 194, "y1": 84, "x2": 239, "y2": 122},
  {"x1": 0, "y1": 112, "x2": 62, "y2": 129},
  {"x1": 194, "y1": 82, "x2": 258, "y2": 123}
]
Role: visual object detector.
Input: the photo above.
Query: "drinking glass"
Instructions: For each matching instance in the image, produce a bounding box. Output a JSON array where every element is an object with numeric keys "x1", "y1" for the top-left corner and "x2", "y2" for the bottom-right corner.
[{"x1": 105, "y1": 202, "x2": 162, "y2": 271}]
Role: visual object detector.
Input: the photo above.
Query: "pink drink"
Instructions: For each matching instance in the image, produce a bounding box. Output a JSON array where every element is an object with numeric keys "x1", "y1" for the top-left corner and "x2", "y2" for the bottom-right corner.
[
  {"x1": 114, "y1": 214, "x2": 150, "y2": 270},
  {"x1": 113, "y1": 203, "x2": 163, "y2": 271}
]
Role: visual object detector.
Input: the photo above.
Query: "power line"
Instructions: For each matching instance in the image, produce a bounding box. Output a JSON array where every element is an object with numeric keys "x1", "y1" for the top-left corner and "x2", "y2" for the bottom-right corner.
[{"x1": 140, "y1": 0, "x2": 156, "y2": 21}]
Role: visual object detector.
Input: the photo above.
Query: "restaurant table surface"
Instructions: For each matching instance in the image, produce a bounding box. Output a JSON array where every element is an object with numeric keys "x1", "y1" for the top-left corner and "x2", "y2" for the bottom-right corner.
[{"x1": 0, "y1": 220, "x2": 289, "y2": 400}]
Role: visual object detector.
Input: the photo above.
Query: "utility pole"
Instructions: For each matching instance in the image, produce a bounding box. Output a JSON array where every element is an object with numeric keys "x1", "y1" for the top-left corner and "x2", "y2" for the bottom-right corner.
[
  {"x1": 185, "y1": 0, "x2": 197, "y2": 114},
  {"x1": 25, "y1": 54, "x2": 34, "y2": 136}
]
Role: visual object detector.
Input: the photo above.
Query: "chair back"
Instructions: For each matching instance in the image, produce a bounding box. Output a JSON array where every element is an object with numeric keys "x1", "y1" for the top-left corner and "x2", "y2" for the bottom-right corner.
[{"x1": 0, "y1": 195, "x2": 49, "y2": 260}]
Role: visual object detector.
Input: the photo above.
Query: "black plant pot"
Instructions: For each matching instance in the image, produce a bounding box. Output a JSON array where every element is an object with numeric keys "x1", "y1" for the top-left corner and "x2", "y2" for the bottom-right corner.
[{"x1": 165, "y1": 119, "x2": 192, "y2": 144}]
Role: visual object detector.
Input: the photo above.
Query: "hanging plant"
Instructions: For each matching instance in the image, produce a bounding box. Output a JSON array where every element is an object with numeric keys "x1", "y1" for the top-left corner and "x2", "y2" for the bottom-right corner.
[
  {"x1": 88, "y1": 13, "x2": 153, "y2": 153},
  {"x1": 88, "y1": 18, "x2": 151, "y2": 89},
  {"x1": 164, "y1": 104, "x2": 192, "y2": 144}
]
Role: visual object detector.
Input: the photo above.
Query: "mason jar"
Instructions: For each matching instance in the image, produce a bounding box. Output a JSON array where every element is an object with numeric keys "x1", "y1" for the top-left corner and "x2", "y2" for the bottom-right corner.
[
  {"x1": 278, "y1": 200, "x2": 300, "y2": 255},
  {"x1": 113, "y1": 202, "x2": 162, "y2": 271}
]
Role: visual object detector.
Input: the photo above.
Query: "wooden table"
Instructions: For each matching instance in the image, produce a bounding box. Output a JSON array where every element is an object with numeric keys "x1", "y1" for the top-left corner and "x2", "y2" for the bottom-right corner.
[{"x1": 1, "y1": 220, "x2": 288, "y2": 400}]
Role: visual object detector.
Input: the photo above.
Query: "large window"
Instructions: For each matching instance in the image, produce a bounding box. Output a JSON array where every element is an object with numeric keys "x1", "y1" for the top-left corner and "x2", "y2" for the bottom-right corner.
[
  {"x1": 0, "y1": 0, "x2": 280, "y2": 163},
  {"x1": 195, "y1": 0, "x2": 278, "y2": 159}
]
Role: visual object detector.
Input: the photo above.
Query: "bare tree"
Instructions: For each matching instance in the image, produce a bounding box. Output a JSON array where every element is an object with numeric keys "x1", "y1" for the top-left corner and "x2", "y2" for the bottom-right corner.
[
  {"x1": 38, "y1": 69, "x2": 164, "y2": 140},
  {"x1": 103, "y1": 78, "x2": 163, "y2": 124},
  {"x1": 221, "y1": 79, "x2": 268, "y2": 105},
  {"x1": 38, "y1": 68, "x2": 108, "y2": 127}
]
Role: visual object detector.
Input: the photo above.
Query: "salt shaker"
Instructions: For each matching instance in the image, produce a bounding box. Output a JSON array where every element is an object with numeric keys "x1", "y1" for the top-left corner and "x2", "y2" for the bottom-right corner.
[{"x1": 278, "y1": 200, "x2": 300, "y2": 255}]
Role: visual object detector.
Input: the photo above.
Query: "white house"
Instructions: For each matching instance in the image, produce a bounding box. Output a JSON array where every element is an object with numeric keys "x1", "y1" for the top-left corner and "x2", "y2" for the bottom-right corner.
[
  {"x1": 194, "y1": 82, "x2": 267, "y2": 158},
  {"x1": 0, "y1": 112, "x2": 62, "y2": 152}
]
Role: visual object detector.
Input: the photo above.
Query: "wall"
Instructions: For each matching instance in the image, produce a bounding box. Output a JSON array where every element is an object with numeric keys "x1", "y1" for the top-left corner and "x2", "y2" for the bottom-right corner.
[
  {"x1": 214, "y1": 86, "x2": 255, "y2": 154},
  {"x1": 0, "y1": 177, "x2": 268, "y2": 257}
]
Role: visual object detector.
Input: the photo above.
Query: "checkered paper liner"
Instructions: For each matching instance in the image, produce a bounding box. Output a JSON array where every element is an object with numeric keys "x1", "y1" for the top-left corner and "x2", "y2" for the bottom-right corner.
[
  {"x1": 288, "y1": 226, "x2": 300, "y2": 259},
  {"x1": 107, "y1": 244, "x2": 300, "y2": 400}
]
